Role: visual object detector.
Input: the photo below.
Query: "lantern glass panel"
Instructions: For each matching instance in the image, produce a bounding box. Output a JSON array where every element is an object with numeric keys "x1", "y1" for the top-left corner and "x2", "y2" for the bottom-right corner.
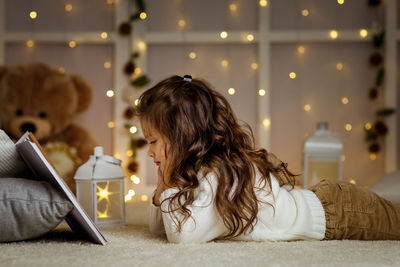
[
  {"x1": 96, "y1": 181, "x2": 122, "y2": 222},
  {"x1": 76, "y1": 181, "x2": 94, "y2": 218},
  {"x1": 306, "y1": 158, "x2": 339, "y2": 188}
]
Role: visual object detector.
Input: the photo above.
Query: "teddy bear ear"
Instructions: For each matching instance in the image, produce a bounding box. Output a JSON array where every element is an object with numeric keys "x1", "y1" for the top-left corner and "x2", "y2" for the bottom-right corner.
[{"x1": 70, "y1": 75, "x2": 93, "y2": 113}]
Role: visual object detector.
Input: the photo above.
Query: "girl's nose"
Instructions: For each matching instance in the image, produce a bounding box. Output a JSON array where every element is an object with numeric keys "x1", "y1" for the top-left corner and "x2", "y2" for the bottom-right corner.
[{"x1": 147, "y1": 148, "x2": 154, "y2": 158}]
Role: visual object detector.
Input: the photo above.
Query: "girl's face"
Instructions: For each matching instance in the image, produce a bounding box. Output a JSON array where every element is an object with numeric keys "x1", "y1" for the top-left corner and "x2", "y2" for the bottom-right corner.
[{"x1": 141, "y1": 120, "x2": 170, "y2": 171}]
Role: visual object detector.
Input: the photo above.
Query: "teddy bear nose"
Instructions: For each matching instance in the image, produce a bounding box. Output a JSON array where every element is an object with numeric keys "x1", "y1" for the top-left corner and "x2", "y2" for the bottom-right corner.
[{"x1": 20, "y1": 122, "x2": 36, "y2": 134}]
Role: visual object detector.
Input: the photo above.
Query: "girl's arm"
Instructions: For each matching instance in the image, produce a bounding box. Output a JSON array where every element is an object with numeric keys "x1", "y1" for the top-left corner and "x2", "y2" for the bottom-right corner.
[
  {"x1": 148, "y1": 191, "x2": 165, "y2": 235},
  {"x1": 157, "y1": 172, "x2": 226, "y2": 243}
]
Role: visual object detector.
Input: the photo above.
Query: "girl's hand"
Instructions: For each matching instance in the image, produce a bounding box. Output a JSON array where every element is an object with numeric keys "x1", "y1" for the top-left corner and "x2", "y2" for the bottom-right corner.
[{"x1": 153, "y1": 144, "x2": 170, "y2": 206}]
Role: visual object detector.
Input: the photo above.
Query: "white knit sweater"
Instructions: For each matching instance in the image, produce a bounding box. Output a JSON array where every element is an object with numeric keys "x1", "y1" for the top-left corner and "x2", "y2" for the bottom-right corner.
[{"x1": 149, "y1": 170, "x2": 326, "y2": 243}]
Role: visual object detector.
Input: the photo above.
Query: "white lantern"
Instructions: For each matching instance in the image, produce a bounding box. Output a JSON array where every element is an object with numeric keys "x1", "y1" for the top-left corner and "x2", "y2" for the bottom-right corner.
[
  {"x1": 74, "y1": 147, "x2": 125, "y2": 227},
  {"x1": 303, "y1": 122, "x2": 344, "y2": 188}
]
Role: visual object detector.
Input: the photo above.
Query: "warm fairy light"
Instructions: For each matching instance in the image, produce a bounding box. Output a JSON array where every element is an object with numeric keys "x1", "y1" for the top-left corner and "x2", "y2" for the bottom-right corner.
[
  {"x1": 220, "y1": 31, "x2": 228, "y2": 39},
  {"x1": 101, "y1": 32, "x2": 108, "y2": 39},
  {"x1": 365, "y1": 122, "x2": 372, "y2": 130},
  {"x1": 301, "y1": 9, "x2": 309, "y2": 16},
  {"x1": 134, "y1": 67, "x2": 141, "y2": 75},
  {"x1": 246, "y1": 34, "x2": 254, "y2": 42},
  {"x1": 189, "y1": 52, "x2": 197, "y2": 59},
  {"x1": 68, "y1": 41, "x2": 76, "y2": 48},
  {"x1": 342, "y1": 97, "x2": 349, "y2": 104},
  {"x1": 251, "y1": 62, "x2": 259, "y2": 70},
  {"x1": 221, "y1": 60, "x2": 229, "y2": 67},
  {"x1": 178, "y1": 19, "x2": 186, "y2": 28},
  {"x1": 128, "y1": 189, "x2": 136, "y2": 196},
  {"x1": 289, "y1": 72, "x2": 297, "y2": 79},
  {"x1": 107, "y1": 121, "x2": 115, "y2": 128},
  {"x1": 336, "y1": 62, "x2": 343, "y2": 71},
  {"x1": 134, "y1": 99, "x2": 139, "y2": 106},
  {"x1": 139, "y1": 12, "x2": 147, "y2": 20},
  {"x1": 138, "y1": 41, "x2": 146, "y2": 51},
  {"x1": 141, "y1": 195, "x2": 149, "y2": 201},
  {"x1": 97, "y1": 208, "x2": 109, "y2": 218},
  {"x1": 297, "y1": 45, "x2": 305, "y2": 54},
  {"x1": 262, "y1": 118, "x2": 271, "y2": 129},
  {"x1": 125, "y1": 194, "x2": 132, "y2": 201},
  {"x1": 104, "y1": 61, "x2": 112, "y2": 69},
  {"x1": 330, "y1": 30, "x2": 339, "y2": 39},
  {"x1": 337, "y1": 0, "x2": 344, "y2": 4},
  {"x1": 359, "y1": 29, "x2": 368, "y2": 38},
  {"x1": 58, "y1": 67, "x2": 65, "y2": 73},
  {"x1": 106, "y1": 90, "x2": 114, "y2": 97},
  {"x1": 65, "y1": 4, "x2": 72, "y2": 12},
  {"x1": 114, "y1": 153, "x2": 121, "y2": 159},
  {"x1": 228, "y1": 88, "x2": 235, "y2": 95},
  {"x1": 96, "y1": 182, "x2": 110, "y2": 203},
  {"x1": 130, "y1": 175, "x2": 141, "y2": 184},
  {"x1": 345, "y1": 124, "x2": 352, "y2": 132},
  {"x1": 129, "y1": 126, "x2": 138, "y2": 134},
  {"x1": 304, "y1": 104, "x2": 311, "y2": 111},
  {"x1": 258, "y1": 89, "x2": 266, "y2": 96},
  {"x1": 107, "y1": 0, "x2": 115, "y2": 4},
  {"x1": 126, "y1": 150, "x2": 133, "y2": 157},
  {"x1": 30, "y1": 11, "x2": 37, "y2": 19},
  {"x1": 341, "y1": 155, "x2": 346, "y2": 162},
  {"x1": 259, "y1": 0, "x2": 268, "y2": 7},
  {"x1": 349, "y1": 179, "x2": 356, "y2": 184},
  {"x1": 370, "y1": 153, "x2": 377, "y2": 160},
  {"x1": 229, "y1": 3, "x2": 238, "y2": 12},
  {"x1": 26, "y1": 40, "x2": 35, "y2": 48}
]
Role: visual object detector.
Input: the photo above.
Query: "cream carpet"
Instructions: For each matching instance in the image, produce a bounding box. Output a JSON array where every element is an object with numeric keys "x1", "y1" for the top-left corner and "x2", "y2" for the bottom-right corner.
[{"x1": 1, "y1": 222, "x2": 400, "y2": 267}]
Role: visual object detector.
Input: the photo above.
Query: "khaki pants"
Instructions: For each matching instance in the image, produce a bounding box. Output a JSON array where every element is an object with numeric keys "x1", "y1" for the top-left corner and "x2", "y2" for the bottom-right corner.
[{"x1": 309, "y1": 179, "x2": 400, "y2": 240}]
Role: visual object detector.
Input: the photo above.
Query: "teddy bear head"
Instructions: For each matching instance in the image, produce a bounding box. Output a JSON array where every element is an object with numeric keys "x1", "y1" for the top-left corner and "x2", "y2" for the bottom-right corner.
[{"x1": 0, "y1": 63, "x2": 92, "y2": 141}]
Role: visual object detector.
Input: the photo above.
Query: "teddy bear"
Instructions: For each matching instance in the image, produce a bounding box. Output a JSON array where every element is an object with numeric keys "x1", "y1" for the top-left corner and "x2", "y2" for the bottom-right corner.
[{"x1": 0, "y1": 62, "x2": 98, "y2": 193}]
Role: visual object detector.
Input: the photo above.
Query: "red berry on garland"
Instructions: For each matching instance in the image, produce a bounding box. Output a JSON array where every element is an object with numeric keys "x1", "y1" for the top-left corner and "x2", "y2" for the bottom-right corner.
[
  {"x1": 127, "y1": 160, "x2": 138, "y2": 173},
  {"x1": 369, "y1": 87, "x2": 378, "y2": 100},
  {"x1": 369, "y1": 52, "x2": 383, "y2": 67},
  {"x1": 118, "y1": 22, "x2": 132, "y2": 36},
  {"x1": 124, "y1": 61, "x2": 136, "y2": 75},
  {"x1": 368, "y1": 142, "x2": 380, "y2": 153},
  {"x1": 374, "y1": 121, "x2": 388, "y2": 136}
]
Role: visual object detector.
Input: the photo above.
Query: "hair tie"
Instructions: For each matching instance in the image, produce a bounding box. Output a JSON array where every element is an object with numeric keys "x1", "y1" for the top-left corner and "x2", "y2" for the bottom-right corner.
[{"x1": 183, "y1": 75, "x2": 192, "y2": 82}]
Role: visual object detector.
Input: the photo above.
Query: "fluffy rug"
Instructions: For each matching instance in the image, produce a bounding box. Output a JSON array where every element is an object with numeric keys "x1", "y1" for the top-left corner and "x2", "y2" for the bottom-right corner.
[{"x1": 1, "y1": 222, "x2": 400, "y2": 267}]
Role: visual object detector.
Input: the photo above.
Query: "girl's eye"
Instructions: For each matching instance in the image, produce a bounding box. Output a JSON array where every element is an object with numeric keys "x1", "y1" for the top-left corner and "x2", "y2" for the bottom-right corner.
[{"x1": 149, "y1": 140, "x2": 156, "y2": 145}]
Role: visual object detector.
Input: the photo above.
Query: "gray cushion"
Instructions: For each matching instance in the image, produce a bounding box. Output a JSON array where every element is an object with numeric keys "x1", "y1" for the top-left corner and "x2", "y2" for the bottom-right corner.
[
  {"x1": 0, "y1": 178, "x2": 73, "y2": 242},
  {"x1": 369, "y1": 171, "x2": 400, "y2": 204}
]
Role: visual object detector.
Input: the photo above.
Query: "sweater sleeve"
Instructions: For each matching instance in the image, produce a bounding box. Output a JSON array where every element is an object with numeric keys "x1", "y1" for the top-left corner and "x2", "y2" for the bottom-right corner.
[
  {"x1": 148, "y1": 191, "x2": 165, "y2": 235},
  {"x1": 157, "y1": 173, "x2": 226, "y2": 243}
]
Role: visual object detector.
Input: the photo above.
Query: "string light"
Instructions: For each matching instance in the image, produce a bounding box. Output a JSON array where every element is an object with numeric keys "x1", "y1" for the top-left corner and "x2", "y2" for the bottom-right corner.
[
  {"x1": 125, "y1": 194, "x2": 132, "y2": 201},
  {"x1": 262, "y1": 118, "x2": 271, "y2": 129},
  {"x1": 251, "y1": 62, "x2": 259, "y2": 70},
  {"x1": 130, "y1": 175, "x2": 141, "y2": 184},
  {"x1": 297, "y1": 45, "x2": 305, "y2": 54},
  {"x1": 141, "y1": 195, "x2": 149, "y2": 201},
  {"x1": 258, "y1": 89, "x2": 266, "y2": 96},
  {"x1": 101, "y1": 32, "x2": 108, "y2": 39},
  {"x1": 29, "y1": 11, "x2": 37, "y2": 19},
  {"x1": 126, "y1": 150, "x2": 133, "y2": 157},
  {"x1": 106, "y1": 90, "x2": 114, "y2": 97},
  {"x1": 178, "y1": 19, "x2": 186, "y2": 28},
  {"x1": 246, "y1": 34, "x2": 254, "y2": 42},
  {"x1": 337, "y1": 0, "x2": 344, "y2": 5},
  {"x1": 129, "y1": 126, "x2": 138, "y2": 134},
  {"x1": 301, "y1": 9, "x2": 309, "y2": 17},
  {"x1": 220, "y1": 31, "x2": 228, "y2": 39},
  {"x1": 104, "y1": 61, "x2": 112, "y2": 69},
  {"x1": 359, "y1": 29, "x2": 368, "y2": 38},
  {"x1": 349, "y1": 179, "x2": 356, "y2": 184},
  {"x1": 134, "y1": 67, "x2": 141, "y2": 75},
  {"x1": 259, "y1": 0, "x2": 268, "y2": 7},
  {"x1": 341, "y1": 155, "x2": 346, "y2": 162},
  {"x1": 229, "y1": 3, "x2": 238, "y2": 12},
  {"x1": 289, "y1": 72, "x2": 296, "y2": 79},
  {"x1": 65, "y1": 4, "x2": 72, "y2": 12},
  {"x1": 336, "y1": 62, "x2": 343, "y2": 71},
  {"x1": 128, "y1": 189, "x2": 136, "y2": 196},
  {"x1": 68, "y1": 41, "x2": 76, "y2": 48},
  {"x1": 345, "y1": 124, "x2": 352, "y2": 132},
  {"x1": 138, "y1": 41, "x2": 146, "y2": 51},
  {"x1": 58, "y1": 67, "x2": 65, "y2": 73},
  {"x1": 139, "y1": 12, "x2": 147, "y2": 20},
  {"x1": 228, "y1": 88, "x2": 235, "y2": 95},
  {"x1": 221, "y1": 59, "x2": 229, "y2": 67},
  {"x1": 364, "y1": 122, "x2": 372, "y2": 130},
  {"x1": 341, "y1": 97, "x2": 349, "y2": 104},
  {"x1": 189, "y1": 52, "x2": 197, "y2": 59},
  {"x1": 370, "y1": 153, "x2": 377, "y2": 160},
  {"x1": 330, "y1": 30, "x2": 339, "y2": 39},
  {"x1": 107, "y1": 121, "x2": 115, "y2": 128},
  {"x1": 26, "y1": 40, "x2": 35, "y2": 48},
  {"x1": 304, "y1": 104, "x2": 311, "y2": 111},
  {"x1": 134, "y1": 99, "x2": 140, "y2": 106}
]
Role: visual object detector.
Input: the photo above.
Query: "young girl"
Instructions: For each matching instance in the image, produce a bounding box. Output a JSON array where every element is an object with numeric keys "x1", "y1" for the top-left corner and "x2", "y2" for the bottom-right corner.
[{"x1": 136, "y1": 75, "x2": 400, "y2": 243}]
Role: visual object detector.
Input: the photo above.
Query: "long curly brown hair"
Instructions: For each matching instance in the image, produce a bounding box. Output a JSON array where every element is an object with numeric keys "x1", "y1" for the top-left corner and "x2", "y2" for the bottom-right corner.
[{"x1": 136, "y1": 75, "x2": 296, "y2": 238}]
